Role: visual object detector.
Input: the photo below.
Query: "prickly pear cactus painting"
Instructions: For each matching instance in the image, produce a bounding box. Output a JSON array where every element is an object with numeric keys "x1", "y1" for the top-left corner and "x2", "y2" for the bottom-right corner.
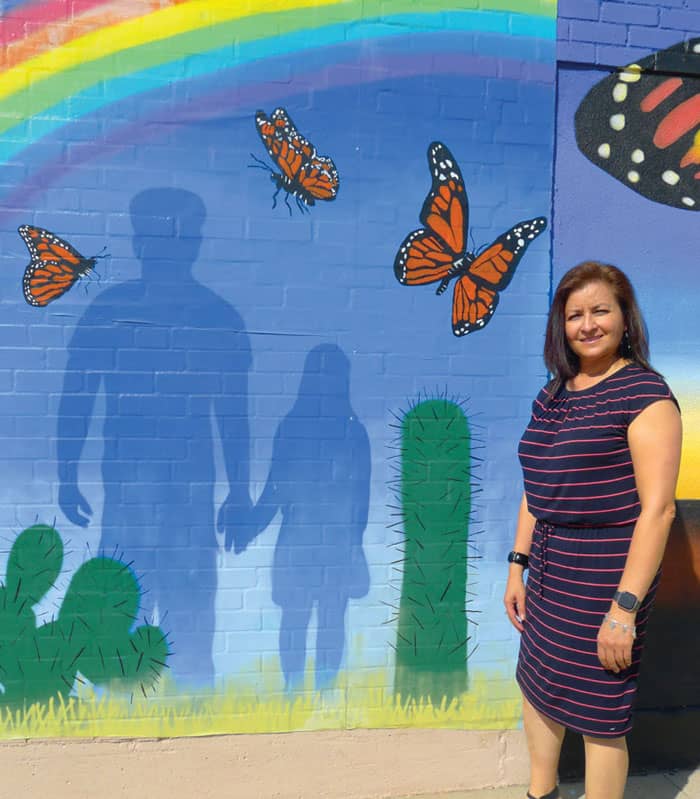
[
  {"x1": 390, "y1": 397, "x2": 474, "y2": 704},
  {"x1": 0, "y1": 524, "x2": 169, "y2": 708}
]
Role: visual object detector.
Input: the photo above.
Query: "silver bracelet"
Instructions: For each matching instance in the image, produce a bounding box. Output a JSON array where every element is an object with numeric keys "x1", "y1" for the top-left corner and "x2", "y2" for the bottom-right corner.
[{"x1": 603, "y1": 613, "x2": 637, "y2": 639}]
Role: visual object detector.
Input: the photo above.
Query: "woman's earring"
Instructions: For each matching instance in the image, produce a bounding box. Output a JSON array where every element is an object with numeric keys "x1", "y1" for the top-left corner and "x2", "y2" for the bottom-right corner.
[{"x1": 622, "y1": 329, "x2": 631, "y2": 356}]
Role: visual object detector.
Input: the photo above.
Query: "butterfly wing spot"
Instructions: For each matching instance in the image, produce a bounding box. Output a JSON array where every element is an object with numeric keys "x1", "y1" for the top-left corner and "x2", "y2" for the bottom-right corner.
[{"x1": 612, "y1": 83, "x2": 628, "y2": 103}]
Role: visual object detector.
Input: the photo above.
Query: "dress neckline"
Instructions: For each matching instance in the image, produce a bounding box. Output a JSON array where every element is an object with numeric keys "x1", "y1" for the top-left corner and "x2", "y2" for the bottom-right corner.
[{"x1": 563, "y1": 362, "x2": 634, "y2": 396}]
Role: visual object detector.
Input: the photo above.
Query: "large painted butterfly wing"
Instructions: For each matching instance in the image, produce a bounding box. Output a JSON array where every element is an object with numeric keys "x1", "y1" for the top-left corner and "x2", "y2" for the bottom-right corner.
[
  {"x1": 394, "y1": 141, "x2": 468, "y2": 290},
  {"x1": 394, "y1": 141, "x2": 547, "y2": 336},
  {"x1": 19, "y1": 225, "x2": 97, "y2": 307},
  {"x1": 575, "y1": 38, "x2": 699, "y2": 211},
  {"x1": 453, "y1": 218, "x2": 547, "y2": 336},
  {"x1": 254, "y1": 107, "x2": 339, "y2": 210}
]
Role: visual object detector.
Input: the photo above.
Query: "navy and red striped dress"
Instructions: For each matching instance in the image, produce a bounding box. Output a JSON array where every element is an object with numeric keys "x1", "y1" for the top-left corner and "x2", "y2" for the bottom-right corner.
[{"x1": 515, "y1": 363, "x2": 677, "y2": 737}]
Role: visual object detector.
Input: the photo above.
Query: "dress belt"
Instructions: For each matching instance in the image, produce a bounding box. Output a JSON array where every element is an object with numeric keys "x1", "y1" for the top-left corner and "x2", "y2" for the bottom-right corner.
[{"x1": 536, "y1": 520, "x2": 554, "y2": 599}]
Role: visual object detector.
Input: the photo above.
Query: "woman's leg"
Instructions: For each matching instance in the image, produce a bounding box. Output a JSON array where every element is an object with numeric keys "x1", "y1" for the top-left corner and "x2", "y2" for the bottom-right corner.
[
  {"x1": 582, "y1": 735, "x2": 628, "y2": 799},
  {"x1": 522, "y1": 695, "x2": 565, "y2": 797}
]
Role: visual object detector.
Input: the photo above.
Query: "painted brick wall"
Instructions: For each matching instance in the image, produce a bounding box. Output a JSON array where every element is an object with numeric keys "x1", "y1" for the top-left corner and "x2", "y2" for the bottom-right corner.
[
  {"x1": 557, "y1": 0, "x2": 699, "y2": 64},
  {"x1": 0, "y1": 0, "x2": 697, "y2": 761},
  {"x1": 0, "y1": 1, "x2": 556, "y2": 736}
]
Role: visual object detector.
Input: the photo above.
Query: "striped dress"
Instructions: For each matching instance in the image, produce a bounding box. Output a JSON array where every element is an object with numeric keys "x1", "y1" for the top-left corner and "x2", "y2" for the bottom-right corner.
[{"x1": 515, "y1": 363, "x2": 677, "y2": 737}]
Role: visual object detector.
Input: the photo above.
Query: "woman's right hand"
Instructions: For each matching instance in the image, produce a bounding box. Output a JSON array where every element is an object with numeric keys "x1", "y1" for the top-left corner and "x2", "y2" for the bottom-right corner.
[{"x1": 504, "y1": 568, "x2": 527, "y2": 633}]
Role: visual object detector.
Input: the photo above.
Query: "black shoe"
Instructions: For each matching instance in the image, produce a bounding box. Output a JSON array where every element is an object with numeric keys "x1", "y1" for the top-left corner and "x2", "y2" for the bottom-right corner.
[{"x1": 527, "y1": 788, "x2": 560, "y2": 799}]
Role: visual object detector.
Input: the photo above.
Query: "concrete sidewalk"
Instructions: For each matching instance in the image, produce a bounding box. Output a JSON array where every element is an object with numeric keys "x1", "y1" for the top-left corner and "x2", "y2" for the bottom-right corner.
[{"x1": 398, "y1": 769, "x2": 700, "y2": 798}]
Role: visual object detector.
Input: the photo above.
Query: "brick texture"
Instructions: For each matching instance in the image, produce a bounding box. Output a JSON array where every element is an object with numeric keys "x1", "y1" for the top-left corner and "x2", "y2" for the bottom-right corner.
[{"x1": 558, "y1": 0, "x2": 700, "y2": 65}]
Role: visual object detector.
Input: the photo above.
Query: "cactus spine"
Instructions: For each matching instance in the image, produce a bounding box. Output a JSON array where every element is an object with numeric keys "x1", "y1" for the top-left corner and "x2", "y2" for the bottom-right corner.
[{"x1": 391, "y1": 397, "x2": 473, "y2": 704}]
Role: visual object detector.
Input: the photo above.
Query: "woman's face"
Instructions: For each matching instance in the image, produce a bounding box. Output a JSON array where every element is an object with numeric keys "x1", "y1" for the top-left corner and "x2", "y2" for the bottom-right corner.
[{"x1": 564, "y1": 280, "x2": 626, "y2": 370}]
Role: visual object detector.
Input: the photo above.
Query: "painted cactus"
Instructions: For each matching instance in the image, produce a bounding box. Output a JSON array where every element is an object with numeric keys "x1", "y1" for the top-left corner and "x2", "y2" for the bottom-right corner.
[
  {"x1": 0, "y1": 524, "x2": 169, "y2": 708},
  {"x1": 390, "y1": 397, "x2": 474, "y2": 704}
]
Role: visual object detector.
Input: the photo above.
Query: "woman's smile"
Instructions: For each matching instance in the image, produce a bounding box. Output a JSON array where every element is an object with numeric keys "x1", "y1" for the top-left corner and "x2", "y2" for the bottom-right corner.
[{"x1": 564, "y1": 280, "x2": 626, "y2": 373}]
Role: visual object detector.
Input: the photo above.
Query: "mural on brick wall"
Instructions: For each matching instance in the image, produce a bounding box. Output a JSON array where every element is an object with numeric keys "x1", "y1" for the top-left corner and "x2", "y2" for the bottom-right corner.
[{"x1": 0, "y1": 0, "x2": 556, "y2": 737}]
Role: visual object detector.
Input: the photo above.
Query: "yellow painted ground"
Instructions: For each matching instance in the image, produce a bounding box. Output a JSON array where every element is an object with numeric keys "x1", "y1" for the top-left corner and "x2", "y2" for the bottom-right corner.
[{"x1": 0, "y1": 670, "x2": 521, "y2": 739}]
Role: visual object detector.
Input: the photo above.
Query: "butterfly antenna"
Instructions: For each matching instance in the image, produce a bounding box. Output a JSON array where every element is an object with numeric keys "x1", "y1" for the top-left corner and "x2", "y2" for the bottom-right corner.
[
  {"x1": 271, "y1": 185, "x2": 281, "y2": 210},
  {"x1": 249, "y1": 153, "x2": 273, "y2": 172}
]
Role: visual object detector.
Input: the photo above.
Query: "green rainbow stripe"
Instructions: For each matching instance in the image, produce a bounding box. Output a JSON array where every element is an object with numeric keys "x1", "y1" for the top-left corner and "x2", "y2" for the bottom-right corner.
[{"x1": 0, "y1": 0, "x2": 555, "y2": 136}]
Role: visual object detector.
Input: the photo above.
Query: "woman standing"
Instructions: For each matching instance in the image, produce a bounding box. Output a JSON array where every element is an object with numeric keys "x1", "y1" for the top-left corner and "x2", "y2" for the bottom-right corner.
[{"x1": 504, "y1": 262, "x2": 682, "y2": 799}]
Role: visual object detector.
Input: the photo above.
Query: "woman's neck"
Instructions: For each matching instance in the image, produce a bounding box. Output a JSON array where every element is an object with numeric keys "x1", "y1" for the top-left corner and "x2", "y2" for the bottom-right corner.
[{"x1": 569, "y1": 357, "x2": 628, "y2": 390}]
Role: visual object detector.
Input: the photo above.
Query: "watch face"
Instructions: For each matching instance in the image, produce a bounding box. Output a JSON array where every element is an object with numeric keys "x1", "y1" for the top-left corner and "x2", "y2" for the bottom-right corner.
[{"x1": 617, "y1": 591, "x2": 639, "y2": 610}]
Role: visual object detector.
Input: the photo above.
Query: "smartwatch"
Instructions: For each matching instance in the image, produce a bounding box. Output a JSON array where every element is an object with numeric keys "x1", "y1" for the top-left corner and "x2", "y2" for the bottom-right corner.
[
  {"x1": 613, "y1": 590, "x2": 641, "y2": 612},
  {"x1": 507, "y1": 551, "x2": 529, "y2": 569}
]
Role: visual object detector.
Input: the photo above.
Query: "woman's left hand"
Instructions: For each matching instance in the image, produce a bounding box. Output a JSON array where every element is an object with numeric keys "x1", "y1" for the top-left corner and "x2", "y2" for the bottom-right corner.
[{"x1": 597, "y1": 612, "x2": 636, "y2": 673}]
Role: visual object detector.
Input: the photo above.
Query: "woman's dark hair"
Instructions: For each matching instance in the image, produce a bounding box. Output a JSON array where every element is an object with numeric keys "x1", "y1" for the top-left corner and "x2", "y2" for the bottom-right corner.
[{"x1": 544, "y1": 261, "x2": 655, "y2": 393}]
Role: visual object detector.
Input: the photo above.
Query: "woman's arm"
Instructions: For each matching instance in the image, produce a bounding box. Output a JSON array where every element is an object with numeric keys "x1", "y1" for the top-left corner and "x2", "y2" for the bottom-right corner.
[
  {"x1": 504, "y1": 492, "x2": 537, "y2": 633},
  {"x1": 597, "y1": 398, "x2": 682, "y2": 673}
]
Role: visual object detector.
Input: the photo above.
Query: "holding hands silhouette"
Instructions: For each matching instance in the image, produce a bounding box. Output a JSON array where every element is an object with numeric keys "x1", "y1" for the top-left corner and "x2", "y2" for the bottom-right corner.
[{"x1": 218, "y1": 490, "x2": 256, "y2": 554}]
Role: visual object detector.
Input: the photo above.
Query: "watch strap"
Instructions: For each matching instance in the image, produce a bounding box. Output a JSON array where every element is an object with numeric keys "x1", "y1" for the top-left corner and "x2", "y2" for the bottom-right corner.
[{"x1": 508, "y1": 550, "x2": 529, "y2": 569}]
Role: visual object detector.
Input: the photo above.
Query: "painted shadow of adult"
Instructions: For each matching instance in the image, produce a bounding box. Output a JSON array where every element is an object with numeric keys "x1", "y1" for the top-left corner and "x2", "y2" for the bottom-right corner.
[
  {"x1": 57, "y1": 188, "x2": 252, "y2": 688},
  {"x1": 234, "y1": 344, "x2": 371, "y2": 692}
]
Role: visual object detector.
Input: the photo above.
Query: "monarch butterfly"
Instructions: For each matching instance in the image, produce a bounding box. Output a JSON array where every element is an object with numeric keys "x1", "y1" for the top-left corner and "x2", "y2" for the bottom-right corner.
[
  {"x1": 253, "y1": 107, "x2": 339, "y2": 213},
  {"x1": 19, "y1": 225, "x2": 100, "y2": 307},
  {"x1": 575, "y1": 37, "x2": 699, "y2": 211},
  {"x1": 394, "y1": 142, "x2": 547, "y2": 336}
]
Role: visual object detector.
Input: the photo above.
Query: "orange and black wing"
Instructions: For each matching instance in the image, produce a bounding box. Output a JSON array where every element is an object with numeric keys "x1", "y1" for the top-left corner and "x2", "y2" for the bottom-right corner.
[
  {"x1": 296, "y1": 153, "x2": 339, "y2": 202},
  {"x1": 19, "y1": 225, "x2": 95, "y2": 306},
  {"x1": 394, "y1": 141, "x2": 469, "y2": 287},
  {"x1": 452, "y1": 217, "x2": 547, "y2": 336},
  {"x1": 467, "y1": 217, "x2": 547, "y2": 291},
  {"x1": 575, "y1": 38, "x2": 699, "y2": 211},
  {"x1": 19, "y1": 224, "x2": 86, "y2": 267},
  {"x1": 22, "y1": 260, "x2": 84, "y2": 307},
  {"x1": 452, "y1": 275, "x2": 499, "y2": 336}
]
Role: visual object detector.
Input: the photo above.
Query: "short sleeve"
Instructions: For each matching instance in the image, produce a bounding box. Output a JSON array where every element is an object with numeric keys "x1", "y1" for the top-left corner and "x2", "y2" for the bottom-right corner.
[{"x1": 624, "y1": 372, "x2": 679, "y2": 421}]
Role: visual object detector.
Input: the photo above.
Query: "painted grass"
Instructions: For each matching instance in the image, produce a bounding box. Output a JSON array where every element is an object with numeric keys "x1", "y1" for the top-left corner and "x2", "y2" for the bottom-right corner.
[{"x1": 0, "y1": 671, "x2": 521, "y2": 739}]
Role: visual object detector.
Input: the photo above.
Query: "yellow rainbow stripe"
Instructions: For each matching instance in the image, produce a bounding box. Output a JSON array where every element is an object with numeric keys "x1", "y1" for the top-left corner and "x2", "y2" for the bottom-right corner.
[{"x1": 0, "y1": 0, "x2": 348, "y2": 103}]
